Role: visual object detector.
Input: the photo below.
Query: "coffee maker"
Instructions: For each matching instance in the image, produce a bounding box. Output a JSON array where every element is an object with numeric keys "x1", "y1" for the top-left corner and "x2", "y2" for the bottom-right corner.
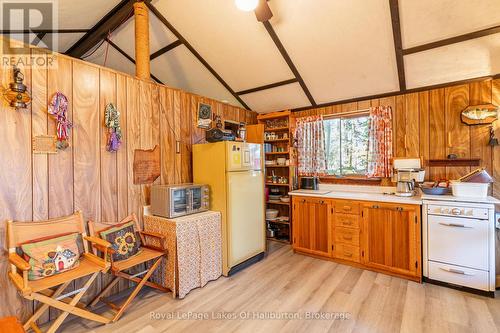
[{"x1": 392, "y1": 158, "x2": 425, "y2": 197}]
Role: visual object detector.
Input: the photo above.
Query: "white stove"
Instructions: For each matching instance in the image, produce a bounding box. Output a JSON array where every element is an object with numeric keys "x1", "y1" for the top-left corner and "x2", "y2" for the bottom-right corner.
[{"x1": 422, "y1": 194, "x2": 499, "y2": 296}]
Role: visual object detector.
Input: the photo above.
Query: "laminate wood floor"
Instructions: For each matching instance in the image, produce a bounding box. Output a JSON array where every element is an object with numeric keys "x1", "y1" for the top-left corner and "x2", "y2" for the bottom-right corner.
[{"x1": 60, "y1": 242, "x2": 500, "y2": 333}]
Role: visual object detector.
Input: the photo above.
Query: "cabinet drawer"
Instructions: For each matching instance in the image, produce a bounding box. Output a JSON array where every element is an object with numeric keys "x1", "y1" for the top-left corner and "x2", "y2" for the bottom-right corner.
[
  {"x1": 335, "y1": 201, "x2": 360, "y2": 215},
  {"x1": 335, "y1": 214, "x2": 359, "y2": 229},
  {"x1": 334, "y1": 244, "x2": 360, "y2": 263},
  {"x1": 334, "y1": 227, "x2": 360, "y2": 246},
  {"x1": 428, "y1": 261, "x2": 490, "y2": 291}
]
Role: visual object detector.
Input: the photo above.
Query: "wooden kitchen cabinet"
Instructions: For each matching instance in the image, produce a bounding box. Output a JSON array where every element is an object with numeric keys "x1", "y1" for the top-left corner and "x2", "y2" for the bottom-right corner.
[
  {"x1": 292, "y1": 196, "x2": 332, "y2": 257},
  {"x1": 292, "y1": 196, "x2": 422, "y2": 282},
  {"x1": 361, "y1": 203, "x2": 421, "y2": 281}
]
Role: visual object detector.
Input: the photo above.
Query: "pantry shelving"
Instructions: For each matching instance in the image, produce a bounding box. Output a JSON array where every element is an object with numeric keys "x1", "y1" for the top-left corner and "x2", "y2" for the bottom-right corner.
[{"x1": 257, "y1": 110, "x2": 296, "y2": 244}]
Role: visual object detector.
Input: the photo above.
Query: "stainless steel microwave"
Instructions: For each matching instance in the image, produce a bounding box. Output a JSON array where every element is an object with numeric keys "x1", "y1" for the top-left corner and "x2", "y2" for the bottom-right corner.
[{"x1": 151, "y1": 184, "x2": 209, "y2": 218}]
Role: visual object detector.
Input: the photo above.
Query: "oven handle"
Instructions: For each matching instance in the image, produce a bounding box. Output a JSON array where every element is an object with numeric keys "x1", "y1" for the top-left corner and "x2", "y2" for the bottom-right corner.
[
  {"x1": 439, "y1": 267, "x2": 475, "y2": 276},
  {"x1": 186, "y1": 189, "x2": 193, "y2": 213},
  {"x1": 438, "y1": 222, "x2": 473, "y2": 229}
]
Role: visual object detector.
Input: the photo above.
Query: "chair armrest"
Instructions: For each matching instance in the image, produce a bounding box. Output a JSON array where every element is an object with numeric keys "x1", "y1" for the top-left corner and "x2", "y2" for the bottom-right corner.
[
  {"x1": 84, "y1": 236, "x2": 111, "y2": 248},
  {"x1": 92, "y1": 243, "x2": 116, "y2": 254},
  {"x1": 9, "y1": 253, "x2": 30, "y2": 271},
  {"x1": 83, "y1": 253, "x2": 110, "y2": 270},
  {"x1": 139, "y1": 231, "x2": 168, "y2": 251}
]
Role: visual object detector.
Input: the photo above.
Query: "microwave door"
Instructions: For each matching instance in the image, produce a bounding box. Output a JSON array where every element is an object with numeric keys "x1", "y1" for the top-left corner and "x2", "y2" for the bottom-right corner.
[
  {"x1": 191, "y1": 187, "x2": 202, "y2": 211},
  {"x1": 171, "y1": 188, "x2": 188, "y2": 218}
]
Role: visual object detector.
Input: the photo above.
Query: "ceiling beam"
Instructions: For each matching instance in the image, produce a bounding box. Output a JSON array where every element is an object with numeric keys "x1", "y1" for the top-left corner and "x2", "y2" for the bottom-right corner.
[
  {"x1": 262, "y1": 21, "x2": 316, "y2": 107},
  {"x1": 403, "y1": 24, "x2": 500, "y2": 55},
  {"x1": 145, "y1": 2, "x2": 251, "y2": 110},
  {"x1": 291, "y1": 73, "x2": 500, "y2": 112},
  {"x1": 389, "y1": 0, "x2": 406, "y2": 91},
  {"x1": 236, "y1": 78, "x2": 297, "y2": 95},
  {"x1": 105, "y1": 38, "x2": 164, "y2": 85},
  {"x1": 66, "y1": 0, "x2": 144, "y2": 58},
  {"x1": 150, "y1": 40, "x2": 183, "y2": 60}
]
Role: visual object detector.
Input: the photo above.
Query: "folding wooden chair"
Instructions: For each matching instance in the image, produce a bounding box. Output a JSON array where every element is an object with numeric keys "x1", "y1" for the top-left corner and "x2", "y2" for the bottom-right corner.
[
  {"x1": 88, "y1": 213, "x2": 169, "y2": 322},
  {"x1": 6, "y1": 211, "x2": 112, "y2": 333}
]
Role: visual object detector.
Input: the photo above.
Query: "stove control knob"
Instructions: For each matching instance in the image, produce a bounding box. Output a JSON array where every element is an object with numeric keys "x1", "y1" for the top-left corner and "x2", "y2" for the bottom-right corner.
[{"x1": 451, "y1": 208, "x2": 461, "y2": 215}]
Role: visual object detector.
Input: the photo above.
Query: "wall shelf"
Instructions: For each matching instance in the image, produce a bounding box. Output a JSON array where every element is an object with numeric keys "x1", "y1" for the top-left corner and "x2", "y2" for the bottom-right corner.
[
  {"x1": 265, "y1": 151, "x2": 289, "y2": 155},
  {"x1": 267, "y1": 200, "x2": 290, "y2": 206},
  {"x1": 427, "y1": 158, "x2": 481, "y2": 167}
]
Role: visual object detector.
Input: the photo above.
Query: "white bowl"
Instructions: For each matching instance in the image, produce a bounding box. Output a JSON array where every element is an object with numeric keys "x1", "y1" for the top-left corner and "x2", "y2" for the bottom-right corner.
[
  {"x1": 266, "y1": 209, "x2": 279, "y2": 219},
  {"x1": 280, "y1": 196, "x2": 290, "y2": 203}
]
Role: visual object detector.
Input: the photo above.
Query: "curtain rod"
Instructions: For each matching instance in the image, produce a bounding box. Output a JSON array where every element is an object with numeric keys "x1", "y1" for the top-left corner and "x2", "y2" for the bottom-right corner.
[{"x1": 322, "y1": 108, "x2": 370, "y2": 119}]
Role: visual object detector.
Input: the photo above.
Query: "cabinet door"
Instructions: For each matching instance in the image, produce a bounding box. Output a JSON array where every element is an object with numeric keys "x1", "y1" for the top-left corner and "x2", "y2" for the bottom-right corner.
[
  {"x1": 361, "y1": 203, "x2": 420, "y2": 278},
  {"x1": 309, "y1": 198, "x2": 332, "y2": 257},
  {"x1": 292, "y1": 197, "x2": 311, "y2": 251},
  {"x1": 292, "y1": 197, "x2": 332, "y2": 257},
  {"x1": 246, "y1": 124, "x2": 264, "y2": 144}
]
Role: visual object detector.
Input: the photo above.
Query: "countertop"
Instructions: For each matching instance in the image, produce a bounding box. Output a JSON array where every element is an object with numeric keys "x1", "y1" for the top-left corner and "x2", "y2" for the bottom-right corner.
[
  {"x1": 289, "y1": 184, "x2": 500, "y2": 206},
  {"x1": 289, "y1": 184, "x2": 423, "y2": 205}
]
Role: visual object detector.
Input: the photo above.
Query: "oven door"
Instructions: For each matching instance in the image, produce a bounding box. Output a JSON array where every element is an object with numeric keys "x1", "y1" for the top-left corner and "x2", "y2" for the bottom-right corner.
[
  {"x1": 170, "y1": 188, "x2": 189, "y2": 218},
  {"x1": 190, "y1": 187, "x2": 202, "y2": 212},
  {"x1": 428, "y1": 215, "x2": 489, "y2": 270}
]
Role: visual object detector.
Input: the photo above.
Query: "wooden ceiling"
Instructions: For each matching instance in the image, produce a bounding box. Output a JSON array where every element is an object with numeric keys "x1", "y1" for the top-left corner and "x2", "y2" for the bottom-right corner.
[{"x1": 4, "y1": 0, "x2": 500, "y2": 113}]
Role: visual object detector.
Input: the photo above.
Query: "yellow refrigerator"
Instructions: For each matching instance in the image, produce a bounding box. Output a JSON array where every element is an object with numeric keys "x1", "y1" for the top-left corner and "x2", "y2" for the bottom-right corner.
[{"x1": 193, "y1": 141, "x2": 265, "y2": 276}]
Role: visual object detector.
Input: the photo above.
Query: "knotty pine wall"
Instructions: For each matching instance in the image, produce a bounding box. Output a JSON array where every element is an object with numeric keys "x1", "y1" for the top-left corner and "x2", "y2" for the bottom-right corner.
[
  {"x1": 294, "y1": 79, "x2": 500, "y2": 199},
  {"x1": 0, "y1": 42, "x2": 256, "y2": 321}
]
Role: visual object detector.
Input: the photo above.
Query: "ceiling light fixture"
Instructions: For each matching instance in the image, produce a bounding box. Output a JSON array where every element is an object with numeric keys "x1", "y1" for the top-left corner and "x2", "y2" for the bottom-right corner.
[{"x1": 235, "y1": 0, "x2": 259, "y2": 12}]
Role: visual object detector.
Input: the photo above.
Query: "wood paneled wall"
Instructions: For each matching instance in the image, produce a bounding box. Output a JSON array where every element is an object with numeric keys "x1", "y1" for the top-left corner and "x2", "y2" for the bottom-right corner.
[
  {"x1": 0, "y1": 41, "x2": 256, "y2": 321},
  {"x1": 295, "y1": 79, "x2": 500, "y2": 198}
]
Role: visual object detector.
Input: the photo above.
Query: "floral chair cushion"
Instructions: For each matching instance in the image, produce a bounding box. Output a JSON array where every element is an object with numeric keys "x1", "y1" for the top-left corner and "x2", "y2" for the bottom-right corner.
[
  {"x1": 99, "y1": 221, "x2": 142, "y2": 262},
  {"x1": 21, "y1": 233, "x2": 83, "y2": 281}
]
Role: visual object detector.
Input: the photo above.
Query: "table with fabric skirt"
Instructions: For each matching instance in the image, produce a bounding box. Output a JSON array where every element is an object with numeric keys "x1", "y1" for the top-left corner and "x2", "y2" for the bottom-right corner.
[{"x1": 143, "y1": 209, "x2": 222, "y2": 299}]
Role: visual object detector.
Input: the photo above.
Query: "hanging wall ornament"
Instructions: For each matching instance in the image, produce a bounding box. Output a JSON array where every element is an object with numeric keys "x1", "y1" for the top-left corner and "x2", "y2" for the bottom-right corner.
[
  {"x1": 105, "y1": 103, "x2": 122, "y2": 152},
  {"x1": 48, "y1": 92, "x2": 72, "y2": 150}
]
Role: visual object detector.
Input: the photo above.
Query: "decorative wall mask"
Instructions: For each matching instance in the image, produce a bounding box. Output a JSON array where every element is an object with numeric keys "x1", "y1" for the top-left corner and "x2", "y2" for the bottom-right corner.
[
  {"x1": 48, "y1": 92, "x2": 72, "y2": 150},
  {"x1": 105, "y1": 103, "x2": 122, "y2": 152},
  {"x1": 3, "y1": 66, "x2": 31, "y2": 110},
  {"x1": 461, "y1": 104, "x2": 498, "y2": 125}
]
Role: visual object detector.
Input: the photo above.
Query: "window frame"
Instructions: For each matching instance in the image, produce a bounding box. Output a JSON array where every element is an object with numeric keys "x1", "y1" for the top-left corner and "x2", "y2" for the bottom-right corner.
[{"x1": 323, "y1": 111, "x2": 371, "y2": 179}]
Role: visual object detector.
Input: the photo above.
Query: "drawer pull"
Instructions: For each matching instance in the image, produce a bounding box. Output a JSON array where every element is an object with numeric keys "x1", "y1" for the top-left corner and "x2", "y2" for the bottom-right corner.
[
  {"x1": 343, "y1": 206, "x2": 352, "y2": 211},
  {"x1": 343, "y1": 252, "x2": 353, "y2": 257},
  {"x1": 342, "y1": 220, "x2": 353, "y2": 225},
  {"x1": 343, "y1": 235, "x2": 353, "y2": 241},
  {"x1": 439, "y1": 267, "x2": 475, "y2": 276},
  {"x1": 438, "y1": 222, "x2": 472, "y2": 229},
  {"x1": 372, "y1": 205, "x2": 380, "y2": 209}
]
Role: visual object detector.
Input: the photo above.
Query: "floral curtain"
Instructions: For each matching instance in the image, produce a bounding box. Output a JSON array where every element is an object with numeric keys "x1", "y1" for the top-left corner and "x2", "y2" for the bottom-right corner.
[
  {"x1": 367, "y1": 106, "x2": 393, "y2": 178},
  {"x1": 295, "y1": 115, "x2": 327, "y2": 176}
]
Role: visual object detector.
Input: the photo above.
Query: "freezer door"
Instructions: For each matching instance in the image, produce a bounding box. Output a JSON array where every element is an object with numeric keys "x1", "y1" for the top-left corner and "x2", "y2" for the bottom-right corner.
[
  {"x1": 227, "y1": 170, "x2": 265, "y2": 267},
  {"x1": 226, "y1": 142, "x2": 251, "y2": 171}
]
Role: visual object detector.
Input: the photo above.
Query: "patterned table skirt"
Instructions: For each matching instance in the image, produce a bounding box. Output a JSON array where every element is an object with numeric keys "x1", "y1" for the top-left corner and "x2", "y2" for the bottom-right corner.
[{"x1": 143, "y1": 211, "x2": 222, "y2": 299}]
